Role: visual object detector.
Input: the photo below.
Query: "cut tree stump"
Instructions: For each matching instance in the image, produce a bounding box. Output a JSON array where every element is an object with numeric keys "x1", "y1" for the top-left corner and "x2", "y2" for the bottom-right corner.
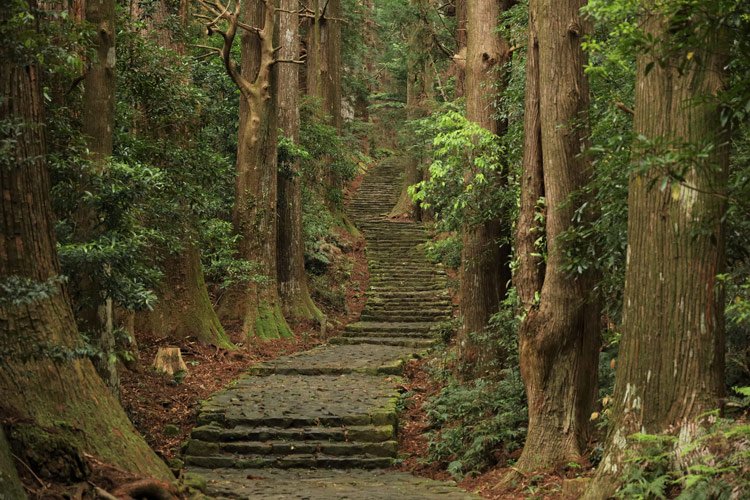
[{"x1": 152, "y1": 347, "x2": 188, "y2": 378}]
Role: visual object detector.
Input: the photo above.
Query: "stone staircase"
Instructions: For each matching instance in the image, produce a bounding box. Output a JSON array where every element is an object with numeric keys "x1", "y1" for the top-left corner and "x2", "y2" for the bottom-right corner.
[{"x1": 183, "y1": 158, "x2": 472, "y2": 499}]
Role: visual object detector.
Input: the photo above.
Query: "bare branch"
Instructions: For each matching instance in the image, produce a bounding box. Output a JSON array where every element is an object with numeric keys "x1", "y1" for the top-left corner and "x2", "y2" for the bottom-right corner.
[{"x1": 273, "y1": 58, "x2": 306, "y2": 65}]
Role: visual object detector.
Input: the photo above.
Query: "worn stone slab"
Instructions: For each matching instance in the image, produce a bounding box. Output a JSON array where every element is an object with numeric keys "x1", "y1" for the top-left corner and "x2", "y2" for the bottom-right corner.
[
  {"x1": 186, "y1": 468, "x2": 480, "y2": 499},
  {"x1": 197, "y1": 374, "x2": 401, "y2": 428},
  {"x1": 247, "y1": 344, "x2": 416, "y2": 376}
]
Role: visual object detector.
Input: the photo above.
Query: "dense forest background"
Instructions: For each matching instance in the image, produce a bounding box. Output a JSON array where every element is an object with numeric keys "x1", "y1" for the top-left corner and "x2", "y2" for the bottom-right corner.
[{"x1": 2, "y1": 0, "x2": 750, "y2": 498}]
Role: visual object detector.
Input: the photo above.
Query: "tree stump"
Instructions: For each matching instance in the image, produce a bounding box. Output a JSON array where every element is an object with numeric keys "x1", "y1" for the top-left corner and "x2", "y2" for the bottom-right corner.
[{"x1": 152, "y1": 347, "x2": 188, "y2": 378}]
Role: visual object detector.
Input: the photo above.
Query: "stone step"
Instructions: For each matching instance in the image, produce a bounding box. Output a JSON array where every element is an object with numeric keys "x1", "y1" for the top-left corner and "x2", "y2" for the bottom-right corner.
[
  {"x1": 342, "y1": 330, "x2": 435, "y2": 340},
  {"x1": 185, "y1": 454, "x2": 394, "y2": 470},
  {"x1": 186, "y1": 438, "x2": 399, "y2": 459},
  {"x1": 345, "y1": 321, "x2": 434, "y2": 333},
  {"x1": 245, "y1": 344, "x2": 415, "y2": 376},
  {"x1": 360, "y1": 313, "x2": 451, "y2": 323},
  {"x1": 331, "y1": 336, "x2": 436, "y2": 348},
  {"x1": 191, "y1": 423, "x2": 395, "y2": 444},
  {"x1": 368, "y1": 290, "x2": 450, "y2": 298}
]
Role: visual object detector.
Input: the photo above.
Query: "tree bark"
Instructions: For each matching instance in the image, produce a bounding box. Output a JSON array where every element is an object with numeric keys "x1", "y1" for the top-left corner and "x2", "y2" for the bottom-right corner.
[
  {"x1": 389, "y1": 0, "x2": 432, "y2": 220},
  {"x1": 514, "y1": 2, "x2": 544, "y2": 309},
  {"x1": 510, "y1": 0, "x2": 601, "y2": 473},
  {"x1": 130, "y1": 0, "x2": 232, "y2": 350},
  {"x1": 75, "y1": 0, "x2": 119, "y2": 396},
  {"x1": 454, "y1": 0, "x2": 467, "y2": 98},
  {"x1": 215, "y1": 0, "x2": 292, "y2": 339},
  {"x1": 0, "y1": 39, "x2": 171, "y2": 481},
  {"x1": 0, "y1": 426, "x2": 25, "y2": 499},
  {"x1": 137, "y1": 247, "x2": 234, "y2": 348},
  {"x1": 456, "y1": 0, "x2": 512, "y2": 378},
  {"x1": 585, "y1": 7, "x2": 728, "y2": 498},
  {"x1": 277, "y1": 0, "x2": 323, "y2": 323}
]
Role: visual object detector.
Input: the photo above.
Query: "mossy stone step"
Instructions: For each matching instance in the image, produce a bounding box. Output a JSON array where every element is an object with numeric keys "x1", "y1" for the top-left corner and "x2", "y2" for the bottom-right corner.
[
  {"x1": 195, "y1": 373, "x2": 401, "y2": 429},
  {"x1": 345, "y1": 321, "x2": 434, "y2": 333},
  {"x1": 246, "y1": 344, "x2": 415, "y2": 376},
  {"x1": 186, "y1": 468, "x2": 480, "y2": 499},
  {"x1": 191, "y1": 423, "x2": 395, "y2": 444},
  {"x1": 186, "y1": 439, "x2": 399, "y2": 459},
  {"x1": 360, "y1": 314, "x2": 451, "y2": 323},
  {"x1": 331, "y1": 336, "x2": 436, "y2": 348},
  {"x1": 185, "y1": 454, "x2": 394, "y2": 470},
  {"x1": 342, "y1": 330, "x2": 435, "y2": 339}
]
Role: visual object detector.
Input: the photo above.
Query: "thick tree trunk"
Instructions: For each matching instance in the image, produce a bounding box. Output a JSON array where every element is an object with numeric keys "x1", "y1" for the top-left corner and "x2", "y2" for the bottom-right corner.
[
  {"x1": 277, "y1": 0, "x2": 323, "y2": 323},
  {"x1": 514, "y1": 6, "x2": 544, "y2": 308},
  {"x1": 76, "y1": 0, "x2": 119, "y2": 395},
  {"x1": 456, "y1": 0, "x2": 512, "y2": 378},
  {"x1": 585, "y1": 9, "x2": 728, "y2": 499},
  {"x1": 321, "y1": 0, "x2": 342, "y2": 131},
  {"x1": 217, "y1": 0, "x2": 292, "y2": 339},
  {"x1": 510, "y1": 0, "x2": 601, "y2": 473},
  {"x1": 137, "y1": 247, "x2": 234, "y2": 348},
  {"x1": 0, "y1": 46, "x2": 170, "y2": 481}
]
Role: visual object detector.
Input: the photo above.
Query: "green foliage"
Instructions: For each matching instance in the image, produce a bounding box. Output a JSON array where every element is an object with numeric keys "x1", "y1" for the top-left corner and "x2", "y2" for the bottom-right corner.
[
  {"x1": 412, "y1": 107, "x2": 513, "y2": 232},
  {"x1": 425, "y1": 293, "x2": 525, "y2": 478},
  {"x1": 423, "y1": 235, "x2": 462, "y2": 270},
  {"x1": 0, "y1": 275, "x2": 66, "y2": 307},
  {"x1": 617, "y1": 414, "x2": 750, "y2": 499},
  {"x1": 426, "y1": 369, "x2": 527, "y2": 478},
  {"x1": 299, "y1": 97, "x2": 359, "y2": 209}
]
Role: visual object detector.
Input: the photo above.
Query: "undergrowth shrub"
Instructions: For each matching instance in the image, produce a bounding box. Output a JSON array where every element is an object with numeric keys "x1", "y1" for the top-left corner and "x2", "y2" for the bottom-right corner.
[
  {"x1": 426, "y1": 293, "x2": 527, "y2": 479},
  {"x1": 426, "y1": 369, "x2": 527, "y2": 478},
  {"x1": 616, "y1": 403, "x2": 750, "y2": 499}
]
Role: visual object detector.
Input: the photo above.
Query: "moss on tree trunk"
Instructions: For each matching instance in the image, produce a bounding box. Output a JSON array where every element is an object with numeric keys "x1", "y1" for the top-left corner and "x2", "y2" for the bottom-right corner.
[
  {"x1": 138, "y1": 246, "x2": 234, "y2": 349},
  {"x1": 0, "y1": 48, "x2": 171, "y2": 482},
  {"x1": 0, "y1": 426, "x2": 25, "y2": 500}
]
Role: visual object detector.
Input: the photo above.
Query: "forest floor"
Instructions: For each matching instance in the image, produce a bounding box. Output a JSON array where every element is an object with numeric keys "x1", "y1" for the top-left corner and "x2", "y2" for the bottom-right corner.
[
  {"x1": 119, "y1": 225, "x2": 370, "y2": 465},
  {"x1": 395, "y1": 358, "x2": 594, "y2": 500}
]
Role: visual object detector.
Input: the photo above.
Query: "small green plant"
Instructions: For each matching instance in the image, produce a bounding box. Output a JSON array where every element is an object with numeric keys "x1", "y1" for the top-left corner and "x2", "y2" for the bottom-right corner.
[
  {"x1": 425, "y1": 368, "x2": 527, "y2": 479},
  {"x1": 617, "y1": 402, "x2": 750, "y2": 499}
]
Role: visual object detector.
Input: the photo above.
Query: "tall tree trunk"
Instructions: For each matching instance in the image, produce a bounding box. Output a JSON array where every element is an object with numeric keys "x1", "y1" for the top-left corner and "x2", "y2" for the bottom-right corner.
[
  {"x1": 321, "y1": 0, "x2": 342, "y2": 131},
  {"x1": 305, "y1": 0, "x2": 345, "y2": 213},
  {"x1": 131, "y1": 0, "x2": 232, "y2": 350},
  {"x1": 389, "y1": 0, "x2": 432, "y2": 220},
  {"x1": 510, "y1": 0, "x2": 601, "y2": 473},
  {"x1": 585, "y1": 8, "x2": 728, "y2": 499},
  {"x1": 277, "y1": 0, "x2": 323, "y2": 323},
  {"x1": 78, "y1": 0, "x2": 118, "y2": 395},
  {"x1": 514, "y1": 1, "x2": 544, "y2": 309},
  {"x1": 456, "y1": 0, "x2": 512, "y2": 379},
  {"x1": 454, "y1": 0, "x2": 467, "y2": 98},
  {"x1": 216, "y1": 0, "x2": 292, "y2": 339},
  {"x1": 0, "y1": 35, "x2": 171, "y2": 480}
]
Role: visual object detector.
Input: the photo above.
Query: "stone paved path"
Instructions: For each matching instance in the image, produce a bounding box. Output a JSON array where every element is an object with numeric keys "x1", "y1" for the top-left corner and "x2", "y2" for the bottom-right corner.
[{"x1": 184, "y1": 158, "x2": 477, "y2": 499}]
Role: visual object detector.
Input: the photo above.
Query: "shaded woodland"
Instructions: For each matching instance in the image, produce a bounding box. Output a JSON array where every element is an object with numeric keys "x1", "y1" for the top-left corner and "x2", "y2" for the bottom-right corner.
[{"x1": 2, "y1": 0, "x2": 750, "y2": 498}]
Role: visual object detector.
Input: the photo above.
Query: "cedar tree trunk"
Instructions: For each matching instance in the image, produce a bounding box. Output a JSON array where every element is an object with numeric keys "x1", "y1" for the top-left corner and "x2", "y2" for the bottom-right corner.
[
  {"x1": 0, "y1": 39, "x2": 171, "y2": 481},
  {"x1": 79, "y1": 0, "x2": 119, "y2": 395},
  {"x1": 211, "y1": 0, "x2": 293, "y2": 339},
  {"x1": 510, "y1": 0, "x2": 601, "y2": 473},
  {"x1": 277, "y1": 0, "x2": 324, "y2": 323},
  {"x1": 585, "y1": 7, "x2": 728, "y2": 498},
  {"x1": 456, "y1": 0, "x2": 512, "y2": 378}
]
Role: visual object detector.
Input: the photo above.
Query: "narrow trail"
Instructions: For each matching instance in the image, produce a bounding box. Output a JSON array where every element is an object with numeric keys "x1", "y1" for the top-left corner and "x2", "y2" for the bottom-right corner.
[{"x1": 184, "y1": 158, "x2": 477, "y2": 499}]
